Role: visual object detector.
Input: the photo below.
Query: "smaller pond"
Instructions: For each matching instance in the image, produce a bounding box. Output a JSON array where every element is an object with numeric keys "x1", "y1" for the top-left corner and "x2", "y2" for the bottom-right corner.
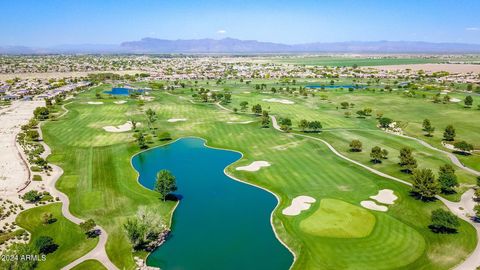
[
  {"x1": 305, "y1": 84, "x2": 365, "y2": 89},
  {"x1": 104, "y1": 87, "x2": 145, "y2": 95}
]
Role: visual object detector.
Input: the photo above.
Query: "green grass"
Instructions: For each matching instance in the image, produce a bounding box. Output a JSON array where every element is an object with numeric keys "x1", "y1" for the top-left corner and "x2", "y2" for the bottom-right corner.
[
  {"x1": 38, "y1": 83, "x2": 478, "y2": 269},
  {"x1": 70, "y1": 260, "x2": 107, "y2": 270},
  {"x1": 299, "y1": 198, "x2": 375, "y2": 238},
  {"x1": 15, "y1": 203, "x2": 98, "y2": 270}
]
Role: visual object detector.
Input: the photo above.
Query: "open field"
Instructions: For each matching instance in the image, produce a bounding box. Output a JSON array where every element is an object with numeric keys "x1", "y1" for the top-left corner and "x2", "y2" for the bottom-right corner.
[{"x1": 34, "y1": 82, "x2": 479, "y2": 269}]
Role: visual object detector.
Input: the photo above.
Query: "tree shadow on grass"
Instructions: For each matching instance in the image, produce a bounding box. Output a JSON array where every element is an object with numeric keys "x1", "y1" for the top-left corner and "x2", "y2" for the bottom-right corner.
[{"x1": 409, "y1": 191, "x2": 437, "y2": 202}]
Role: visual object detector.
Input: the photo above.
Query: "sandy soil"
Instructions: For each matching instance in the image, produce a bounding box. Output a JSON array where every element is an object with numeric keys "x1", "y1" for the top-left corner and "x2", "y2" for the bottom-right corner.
[
  {"x1": 262, "y1": 98, "x2": 295, "y2": 105},
  {"x1": 282, "y1": 196, "x2": 316, "y2": 216},
  {"x1": 235, "y1": 161, "x2": 271, "y2": 172},
  {"x1": 372, "y1": 64, "x2": 480, "y2": 73},
  {"x1": 167, "y1": 118, "x2": 187, "y2": 123},
  {"x1": 0, "y1": 70, "x2": 144, "y2": 80},
  {"x1": 0, "y1": 100, "x2": 44, "y2": 193},
  {"x1": 360, "y1": 200, "x2": 388, "y2": 212},
  {"x1": 114, "y1": 100, "x2": 127, "y2": 104},
  {"x1": 450, "y1": 98, "x2": 461, "y2": 103},
  {"x1": 87, "y1": 101, "x2": 104, "y2": 105},
  {"x1": 102, "y1": 121, "x2": 138, "y2": 132},
  {"x1": 370, "y1": 189, "x2": 397, "y2": 205}
]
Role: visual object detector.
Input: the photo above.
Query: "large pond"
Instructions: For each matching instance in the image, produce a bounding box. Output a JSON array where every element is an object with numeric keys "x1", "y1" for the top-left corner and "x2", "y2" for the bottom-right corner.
[
  {"x1": 104, "y1": 87, "x2": 144, "y2": 95},
  {"x1": 131, "y1": 137, "x2": 293, "y2": 270}
]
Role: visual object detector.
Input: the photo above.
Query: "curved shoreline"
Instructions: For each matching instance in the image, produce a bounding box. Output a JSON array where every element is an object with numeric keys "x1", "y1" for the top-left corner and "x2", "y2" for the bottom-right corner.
[{"x1": 130, "y1": 136, "x2": 297, "y2": 269}]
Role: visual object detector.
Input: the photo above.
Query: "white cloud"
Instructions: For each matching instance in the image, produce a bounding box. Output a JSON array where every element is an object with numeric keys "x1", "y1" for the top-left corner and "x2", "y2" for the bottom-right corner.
[
  {"x1": 466, "y1": 27, "x2": 479, "y2": 31},
  {"x1": 217, "y1": 29, "x2": 227, "y2": 34}
]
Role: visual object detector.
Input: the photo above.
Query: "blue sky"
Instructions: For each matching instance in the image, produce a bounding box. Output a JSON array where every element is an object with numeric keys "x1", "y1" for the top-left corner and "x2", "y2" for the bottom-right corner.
[{"x1": 1, "y1": 0, "x2": 479, "y2": 46}]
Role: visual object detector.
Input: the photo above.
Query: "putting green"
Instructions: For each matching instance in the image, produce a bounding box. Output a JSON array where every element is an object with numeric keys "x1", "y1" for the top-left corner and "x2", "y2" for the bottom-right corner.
[{"x1": 300, "y1": 198, "x2": 375, "y2": 238}]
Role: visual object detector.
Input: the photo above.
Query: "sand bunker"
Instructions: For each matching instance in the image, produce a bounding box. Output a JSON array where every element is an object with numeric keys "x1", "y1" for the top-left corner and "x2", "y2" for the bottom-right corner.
[
  {"x1": 283, "y1": 196, "x2": 316, "y2": 216},
  {"x1": 102, "y1": 121, "x2": 139, "y2": 132},
  {"x1": 114, "y1": 100, "x2": 127, "y2": 104},
  {"x1": 370, "y1": 189, "x2": 397, "y2": 205},
  {"x1": 226, "y1": 121, "x2": 254, "y2": 124},
  {"x1": 262, "y1": 98, "x2": 295, "y2": 105},
  {"x1": 167, "y1": 118, "x2": 187, "y2": 123},
  {"x1": 360, "y1": 200, "x2": 388, "y2": 212},
  {"x1": 450, "y1": 98, "x2": 461, "y2": 103},
  {"x1": 236, "y1": 161, "x2": 271, "y2": 172},
  {"x1": 87, "y1": 101, "x2": 104, "y2": 105}
]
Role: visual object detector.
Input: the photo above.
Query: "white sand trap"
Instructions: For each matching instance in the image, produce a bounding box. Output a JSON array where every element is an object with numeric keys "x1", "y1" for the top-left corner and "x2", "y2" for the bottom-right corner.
[
  {"x1": 262, "y1": 98, "x2": 295, "y2": 105},
  {"x1": 370, "y1": 189, "x2": 397, "y2": 205},
  {"x1": 236, "y1": 161, "x2": 271, "y2": 172},
  {"x1": 87, "y1": 101, "x2": 104, "y2": 105},
  {"x1": 360, "y1": 200, "x2": 388, "y2": 212},
  {"x1": 450, "y1": 98, "x2": 461, "y2": 103},
  {"x1": 167, "y1": 118, "x2": 187, "y2": 123},
  {"x1": 227, "y1": 121, "x2": 254, "y2": 124},
  {"x1": 243, "y1": 91, "x2": 251, "y2": 94},
  {"x1": 102, "y1": 121, "x2": 139, "y2": 132},
  {"x1": 282, "y1": 196, "x2": 316, "y2": 216},
  {"x1": 114, "y1": 100, "x2": 127, "y2": 104}
]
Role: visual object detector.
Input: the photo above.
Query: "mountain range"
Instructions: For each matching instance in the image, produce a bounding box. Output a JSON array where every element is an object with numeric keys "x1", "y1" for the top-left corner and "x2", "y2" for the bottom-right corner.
[{"x1": 2, "y1": 38, "x2": 480, "y2": 54}]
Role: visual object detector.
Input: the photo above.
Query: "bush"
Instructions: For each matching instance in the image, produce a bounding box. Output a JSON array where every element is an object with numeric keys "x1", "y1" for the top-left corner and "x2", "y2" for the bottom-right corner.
[{"x1": 22, "y1": 190, "x2": 41, "y2": 203}]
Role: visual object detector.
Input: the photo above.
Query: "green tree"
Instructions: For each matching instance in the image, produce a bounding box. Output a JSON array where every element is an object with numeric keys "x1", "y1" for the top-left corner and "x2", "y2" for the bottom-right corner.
[
  {"x1": 378, "y1": 117, "x2": 393, "y2": 128},
  {"x1": 398, "y1": 147, "x2": 418, "y2": 173},
  {"x1": 33, "y1": 107, "x2": 49, "y2": 120},
  {"x1": 261, "y1": 111, "x2": 270, "y2": 128},
  {"x1": 158, "y1": 131, "x2": 172, "y2": 141},
  {"x1": 42, "y1": 212, "x2": 56, "y2": 224},
  {"x1": 35, "y1": 236, "x2": 58, "y2": 254},
  {"x1": 381, "y1": 149, "x2": 389, "y2": 159},
  {"x1": 370, "y1": 146, "x2": 383, "y2": 163},
  {"x1": 136, "y1": 132, "x2": 147, "y2": 149},
  {"x1": 430, "y1": 208, "x2": 460, "y2": 233},
  {"x1": 411, "y1": 168, "x2": 440, "y2": 200},
  {"x1": 240, "y1": 101, "x2": 248, "y2": 111},
  {"x1": 422, "y1": 119, "x2": 435, "y2": 137},
  {"x1": 22, "y1": 190, "x2": 41, "y2": 202},
  {"x1": 279, "y1": 118, "x2": 292, "y2": 132},
  {"x1": 299, "y1": 119, "x2": 309, "y2": 132},
  {"x1": 308, "y1": 121, "x2": 322, "y2": 132},
  {"x1": 251, "y1": 104, "x2": 262, "y2": 115},
  {"x1": 145, "y1": 108, "x2": 157, "y2": 129},
  {"x1": 80, "y1": 219, "x2": 97, "y2": 237},
  {"x1": 349, "y1": 140, "x2": 362, "y2": 152},
  {"x1": 443, "y1": 125, "x2": 456, "y2": 141},
  {"x1": 340, "y1": 102, "x2": 349, "y2": 109},
  {"x1": 453, "y1": 141, "x2": 474, "y2": 154},
  {"x1": 438, "y1": 164, "x2": 458, "y2": 194},
  {"x1": 155, "y1": 170, "x2": 177, "y2": 201},
  {"x1": 464, "y1": 95, "x2": 473, "y2": 108}
]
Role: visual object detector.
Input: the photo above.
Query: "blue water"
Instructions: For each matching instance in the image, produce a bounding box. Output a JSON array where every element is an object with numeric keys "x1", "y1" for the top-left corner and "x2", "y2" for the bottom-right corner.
[
  {"x1": 131, "y1": 138, "x2": 293, "y2": 270},
  {"x1": 305, "y1": 84, "x2": 365, "y2": 89},
  {"x1": 104, "y1": 87, "x2": 144, "y2": 95}
]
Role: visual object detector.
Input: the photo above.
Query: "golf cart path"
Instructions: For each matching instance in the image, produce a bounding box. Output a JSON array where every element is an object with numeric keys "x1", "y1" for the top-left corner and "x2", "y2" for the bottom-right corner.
[
  {"x1": 269, "y1": 116, "x2": 480, "y2": 270},
  {"x1": 39, "y1": 102, "x2": 118, "y2": 270}
]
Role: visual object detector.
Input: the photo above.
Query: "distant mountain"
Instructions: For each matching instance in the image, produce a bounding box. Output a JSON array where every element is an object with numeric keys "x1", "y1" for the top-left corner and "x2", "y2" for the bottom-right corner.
[
  {"x1": 2, "y1": 38, "x2": 480, "y2": 54},
  {"x1": 121, "y1": 38, "x2": 480, "y2": 53}
]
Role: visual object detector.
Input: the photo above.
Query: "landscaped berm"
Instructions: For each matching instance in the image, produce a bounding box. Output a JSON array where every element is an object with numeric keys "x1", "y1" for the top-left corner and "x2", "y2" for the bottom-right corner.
[{"x1": 14, "y1": 79, "x2": 476, "y2": 270}]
